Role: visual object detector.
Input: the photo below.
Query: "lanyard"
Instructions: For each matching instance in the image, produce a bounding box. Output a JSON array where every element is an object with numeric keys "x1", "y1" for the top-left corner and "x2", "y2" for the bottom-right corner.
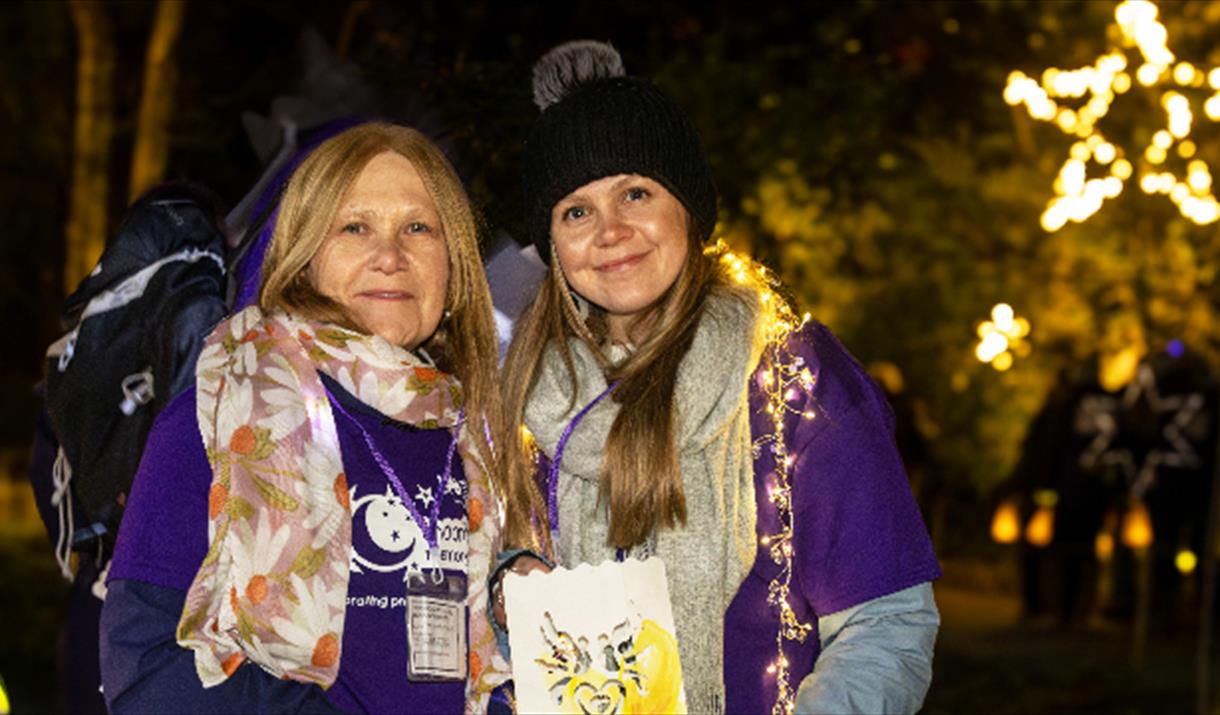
[
  {"x1": 324, "y1": 383, "x2": 464, "y2": 555},
  {"x1": 547, "y1": 381, "x2": 618, "y2": 547}
]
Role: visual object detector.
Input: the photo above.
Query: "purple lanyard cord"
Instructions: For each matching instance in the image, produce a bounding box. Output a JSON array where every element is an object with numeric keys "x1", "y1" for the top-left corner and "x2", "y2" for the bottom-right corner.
[
  {"x1": 547, "y1": 381, "x2": 618, "y2": 544},
  {"x1": 324, "y1": 383, "x2": 464, "y2": 554}
]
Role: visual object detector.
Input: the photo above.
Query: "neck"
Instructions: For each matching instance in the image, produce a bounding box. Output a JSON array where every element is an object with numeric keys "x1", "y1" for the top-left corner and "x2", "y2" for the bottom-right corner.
[
  {"x1": 607, "y1": 315, "x2": 632, "y2": 344},
  {"x1": 607, "y1": 311, "x2": 656, "y2": 346}
]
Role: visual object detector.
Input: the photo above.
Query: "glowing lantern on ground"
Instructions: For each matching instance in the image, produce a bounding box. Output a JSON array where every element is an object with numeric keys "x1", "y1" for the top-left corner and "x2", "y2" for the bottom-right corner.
[
  {"x1": 1025, "y1": 505, "x2": 1056, "y2": 547},
  {"x1": 1096, "y1": 531, "x2": 1115, "y2": 562},
  {"x1": 1121, "y1": 501, "x2": 1154, "y2": 549},
  {"x1": 991, "y1": 500, "x2": 1021, "y2": 544}
]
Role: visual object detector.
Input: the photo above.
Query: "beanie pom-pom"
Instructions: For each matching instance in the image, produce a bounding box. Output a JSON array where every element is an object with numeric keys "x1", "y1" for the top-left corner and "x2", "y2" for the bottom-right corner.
[{"x1": 532, "y1": 40, "x2": 625, "y2": 110}]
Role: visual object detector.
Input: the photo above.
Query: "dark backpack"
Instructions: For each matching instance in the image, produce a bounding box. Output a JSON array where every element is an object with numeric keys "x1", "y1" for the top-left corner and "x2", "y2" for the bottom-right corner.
[{"x1": 43, "y1": 185, "x2": 228, "y2": 566}]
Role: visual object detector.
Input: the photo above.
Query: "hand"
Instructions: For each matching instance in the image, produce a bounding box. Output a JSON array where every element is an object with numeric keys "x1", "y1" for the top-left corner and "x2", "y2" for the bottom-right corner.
[{"x1": 492, "y1": 555, "x2": 551, "y2": 631}]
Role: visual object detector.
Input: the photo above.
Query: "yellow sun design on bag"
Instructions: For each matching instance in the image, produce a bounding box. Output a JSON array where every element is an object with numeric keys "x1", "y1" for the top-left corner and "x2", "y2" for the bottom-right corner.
[{"x1": 535, "y1": 611, "x2": 685, "y2": 714}]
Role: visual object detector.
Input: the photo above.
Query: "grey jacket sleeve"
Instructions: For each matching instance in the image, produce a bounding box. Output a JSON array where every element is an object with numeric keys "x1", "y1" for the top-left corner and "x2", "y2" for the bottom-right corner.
[{"x1": 794, "y1": 582, "x2": 939, "y2": 715}]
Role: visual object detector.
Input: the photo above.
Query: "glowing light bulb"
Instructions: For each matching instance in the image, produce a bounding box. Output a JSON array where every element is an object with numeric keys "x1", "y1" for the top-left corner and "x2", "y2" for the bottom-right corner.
[
  {"x1": 1177, "y1": 549, "x2": 1198, "y2": 575},
  {"x1": 1093, "y1": 142, "x2": 1117, "y2": 164},
  {"x1": 1057, "y1": 108, "x2": 1078, "y2": 132},
  {"x1": 1137, "y1": 63, "x2": 1162, "y2": 86},
  {"x1": 991, "y1": 303, "x2": 1015, "y2": 331},
  {"x1": 1206, "y1": 95, "x2": 1220, "y2": 120},
  {"x1": 1189, "y1": 168, "x2": 1211, "y2": 193},
  {"x1": 976, "y1": 332, "x2": 1009, "y2": 362}
]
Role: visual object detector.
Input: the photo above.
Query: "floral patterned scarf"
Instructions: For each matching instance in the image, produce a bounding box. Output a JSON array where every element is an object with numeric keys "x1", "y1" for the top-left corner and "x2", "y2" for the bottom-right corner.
[{"x1": 176, "y1": 305, "x2": 507, "y2": 711}]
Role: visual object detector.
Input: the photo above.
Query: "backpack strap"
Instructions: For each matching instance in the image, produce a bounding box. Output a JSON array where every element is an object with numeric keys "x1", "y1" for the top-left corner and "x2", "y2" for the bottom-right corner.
[{"x1": 50, "y1": 447, "x2": 75, "y2": 580}]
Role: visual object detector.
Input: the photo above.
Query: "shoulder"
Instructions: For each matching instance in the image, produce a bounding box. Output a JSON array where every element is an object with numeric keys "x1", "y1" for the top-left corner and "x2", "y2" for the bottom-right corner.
[
  {"x1": 762, "y1": 320, "x2": 891, "y2": 424},
  {"x1": 137, "y1": 386, "x2": 209, "y2": 495},
  {"x1": 148, "y1": 386, "x2": 201, "y2": 442}
]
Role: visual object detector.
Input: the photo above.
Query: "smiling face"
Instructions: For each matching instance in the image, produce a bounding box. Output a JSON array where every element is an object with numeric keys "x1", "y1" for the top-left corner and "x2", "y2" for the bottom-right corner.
[
  {"x1": 550, "y1": 174, "x2": 690, "y2": 343},
  {"x1": 309, "y1": 151, "x2": 450, "y2": 350}
]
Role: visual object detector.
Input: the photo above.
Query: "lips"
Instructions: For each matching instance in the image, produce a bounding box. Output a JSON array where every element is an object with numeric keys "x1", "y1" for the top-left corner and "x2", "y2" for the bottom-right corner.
[
  {"x1": 357, "y1": 290, "x2": 413, "y2": 300},
  {"x1": 595, "y1": 251, "x2": 648, "y2": 273}
]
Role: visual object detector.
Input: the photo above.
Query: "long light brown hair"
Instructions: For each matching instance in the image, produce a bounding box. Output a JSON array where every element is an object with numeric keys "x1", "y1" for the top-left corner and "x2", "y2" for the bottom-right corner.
[
  {"x1": 260, "y1": 122, "x2": 503, "y2": 468},
  {"x1": 499, "y1": 214, "x2": 752, "y2": 551}
]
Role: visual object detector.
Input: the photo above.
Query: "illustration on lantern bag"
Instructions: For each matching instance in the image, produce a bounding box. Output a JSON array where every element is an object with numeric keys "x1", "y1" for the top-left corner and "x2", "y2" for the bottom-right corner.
[{"x1": 502, "y1": 558, "x2": 687, "y2": 714}]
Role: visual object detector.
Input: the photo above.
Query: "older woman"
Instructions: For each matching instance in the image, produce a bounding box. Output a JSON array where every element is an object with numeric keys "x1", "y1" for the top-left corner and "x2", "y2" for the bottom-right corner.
[
  {"x1": 495, "y1": 43, "x2": 942, "y2": 714},
  {"x1": 100, "y1": 123, "x2": 509, "y2": 713}
]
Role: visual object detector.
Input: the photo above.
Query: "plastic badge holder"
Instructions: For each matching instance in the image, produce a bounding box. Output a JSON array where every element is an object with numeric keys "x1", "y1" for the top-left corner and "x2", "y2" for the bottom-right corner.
[{"x1": 405, "y1": 571, "x2": 467, "y2": 682}]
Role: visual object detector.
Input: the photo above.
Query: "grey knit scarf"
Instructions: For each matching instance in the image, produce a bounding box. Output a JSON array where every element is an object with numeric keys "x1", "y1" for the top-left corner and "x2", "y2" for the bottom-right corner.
[{"x1": 524, "y1": 290, "x2": 763, "y2": 714}]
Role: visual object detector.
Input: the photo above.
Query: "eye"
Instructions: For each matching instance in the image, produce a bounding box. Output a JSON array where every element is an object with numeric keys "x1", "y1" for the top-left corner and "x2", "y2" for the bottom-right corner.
[
  {"x1": 625, "y1": 186, "x2": 650, "y2": 202},
  {"x1": 405, "y1": 221, "x2": 432, "y2": 234},
  {"x1": 340, "y1": 221, "x2": 365, "y2": 235},
  {"x1": 562, "y1": 205, "x2": 589, "y2": 222}
]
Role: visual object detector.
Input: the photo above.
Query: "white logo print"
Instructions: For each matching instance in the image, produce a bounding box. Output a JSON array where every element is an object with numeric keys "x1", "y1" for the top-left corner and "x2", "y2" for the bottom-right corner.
[{"x1": 348, "y1": 483, "x2": 468, "y2": 577}]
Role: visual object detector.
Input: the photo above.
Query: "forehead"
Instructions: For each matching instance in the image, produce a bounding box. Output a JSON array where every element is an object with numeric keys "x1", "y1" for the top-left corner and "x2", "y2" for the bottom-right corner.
[
  {"x1": 561, "y1": 173, "x2": 661, "y2": 200},
  {"x1": 341, "y1": 151, "x2": 432, "y2": 207}
]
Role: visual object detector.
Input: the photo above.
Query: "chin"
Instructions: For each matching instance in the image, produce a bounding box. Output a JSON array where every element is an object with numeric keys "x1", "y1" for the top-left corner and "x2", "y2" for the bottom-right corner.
[
  {"x1": 363, "y1": 322, "x2": 415, "y2": 348},
  {"x1": 601, "y1": 294, "x2": 663, "y2": 318}
]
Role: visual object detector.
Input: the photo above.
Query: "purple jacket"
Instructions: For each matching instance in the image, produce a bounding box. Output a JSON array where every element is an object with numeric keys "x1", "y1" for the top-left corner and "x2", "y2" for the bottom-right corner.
[{"x1": 724, "y1": 321, "x2": 940, "y2": 714}]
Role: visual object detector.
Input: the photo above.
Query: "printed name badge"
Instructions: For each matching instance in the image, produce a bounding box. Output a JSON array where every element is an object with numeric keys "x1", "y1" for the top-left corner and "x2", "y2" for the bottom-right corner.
[{"x1": 405, "y1": 569, "x2": 467, "y2": 682}]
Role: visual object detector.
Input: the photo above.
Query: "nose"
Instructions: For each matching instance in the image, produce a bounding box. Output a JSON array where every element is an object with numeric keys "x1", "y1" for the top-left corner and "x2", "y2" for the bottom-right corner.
[
  {"x1": 596, "y1": 208, "x2": 631, "y2": 247},
  {"x1": 368, "y1": 235, "x2": 408, "y2": 274}
]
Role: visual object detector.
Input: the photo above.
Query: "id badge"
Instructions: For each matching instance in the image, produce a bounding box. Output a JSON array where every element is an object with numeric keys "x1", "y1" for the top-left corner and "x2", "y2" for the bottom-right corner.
[{"x1": 405, "y1": 570, "x2": 467, "y2": 682}]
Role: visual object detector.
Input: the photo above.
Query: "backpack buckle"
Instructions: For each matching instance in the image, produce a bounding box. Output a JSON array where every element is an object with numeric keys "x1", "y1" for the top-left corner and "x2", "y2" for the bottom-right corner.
[
  {"x1": 119, "y1": 368, "x2": 155, "y2": 416},
  {"x1": 57, "y1": 330, "x2": 78, "y2": 372}
]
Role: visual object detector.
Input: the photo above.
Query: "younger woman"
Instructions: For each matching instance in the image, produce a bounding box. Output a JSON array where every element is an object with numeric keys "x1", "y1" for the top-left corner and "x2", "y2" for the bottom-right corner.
[{"x1": 497, "y1": 42, "x2": 941, "y2": 714}]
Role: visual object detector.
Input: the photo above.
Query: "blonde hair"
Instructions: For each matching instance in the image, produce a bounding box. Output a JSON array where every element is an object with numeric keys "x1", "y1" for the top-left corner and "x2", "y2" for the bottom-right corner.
[
  {"x1": 499, "y1": 216, "x2": 753, "y2": 551},
  {"x1": 261, "y1": 122, "x2": 503, "y2": 469}
]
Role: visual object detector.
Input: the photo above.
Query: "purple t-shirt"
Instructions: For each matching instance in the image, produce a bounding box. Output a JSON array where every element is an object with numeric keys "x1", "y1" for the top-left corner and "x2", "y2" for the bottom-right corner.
[
  {"x1": 723, "y1": 321, "x2": 941, "y2": 714},
  {"x1": 109, "y1": 376, "x2": 469, "y2": 714}
]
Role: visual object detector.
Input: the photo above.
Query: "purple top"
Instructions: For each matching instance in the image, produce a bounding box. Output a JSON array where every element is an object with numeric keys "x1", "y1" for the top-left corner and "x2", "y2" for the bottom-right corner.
[
  {"x1": 109, "y1": 375, "x2": 470, "y2": 714},
  {"x1": 722, "y1": 321, "x2": 940, "y2": 714}
]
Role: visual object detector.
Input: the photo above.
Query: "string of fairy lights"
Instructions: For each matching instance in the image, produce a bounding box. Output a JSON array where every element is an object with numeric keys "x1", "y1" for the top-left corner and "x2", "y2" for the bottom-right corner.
[
  {"x1": 713, "y1": 244, "x2": 815, "y2": 715},
  {"x1": 520, "y1": 244, "x2": 816, "y2": 715},
  {"x1": 1004, "y1": 0, "x2": 1220, "y2": 230}
]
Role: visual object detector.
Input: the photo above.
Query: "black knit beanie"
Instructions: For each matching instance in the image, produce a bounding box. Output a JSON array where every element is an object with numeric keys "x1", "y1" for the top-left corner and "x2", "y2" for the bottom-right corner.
[{"x1": 522, "y1": 41, "x2": 717, "y2": 262}]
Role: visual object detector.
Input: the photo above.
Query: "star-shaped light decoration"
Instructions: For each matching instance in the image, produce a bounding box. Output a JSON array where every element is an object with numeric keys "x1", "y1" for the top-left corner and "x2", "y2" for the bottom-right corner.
[
  {"x1": 1004, "y1": 0, "x2": 1220, "y2": 231},
  {"x1": 1074, "y1": 362, "x2": 1205, "y2": 498}
]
